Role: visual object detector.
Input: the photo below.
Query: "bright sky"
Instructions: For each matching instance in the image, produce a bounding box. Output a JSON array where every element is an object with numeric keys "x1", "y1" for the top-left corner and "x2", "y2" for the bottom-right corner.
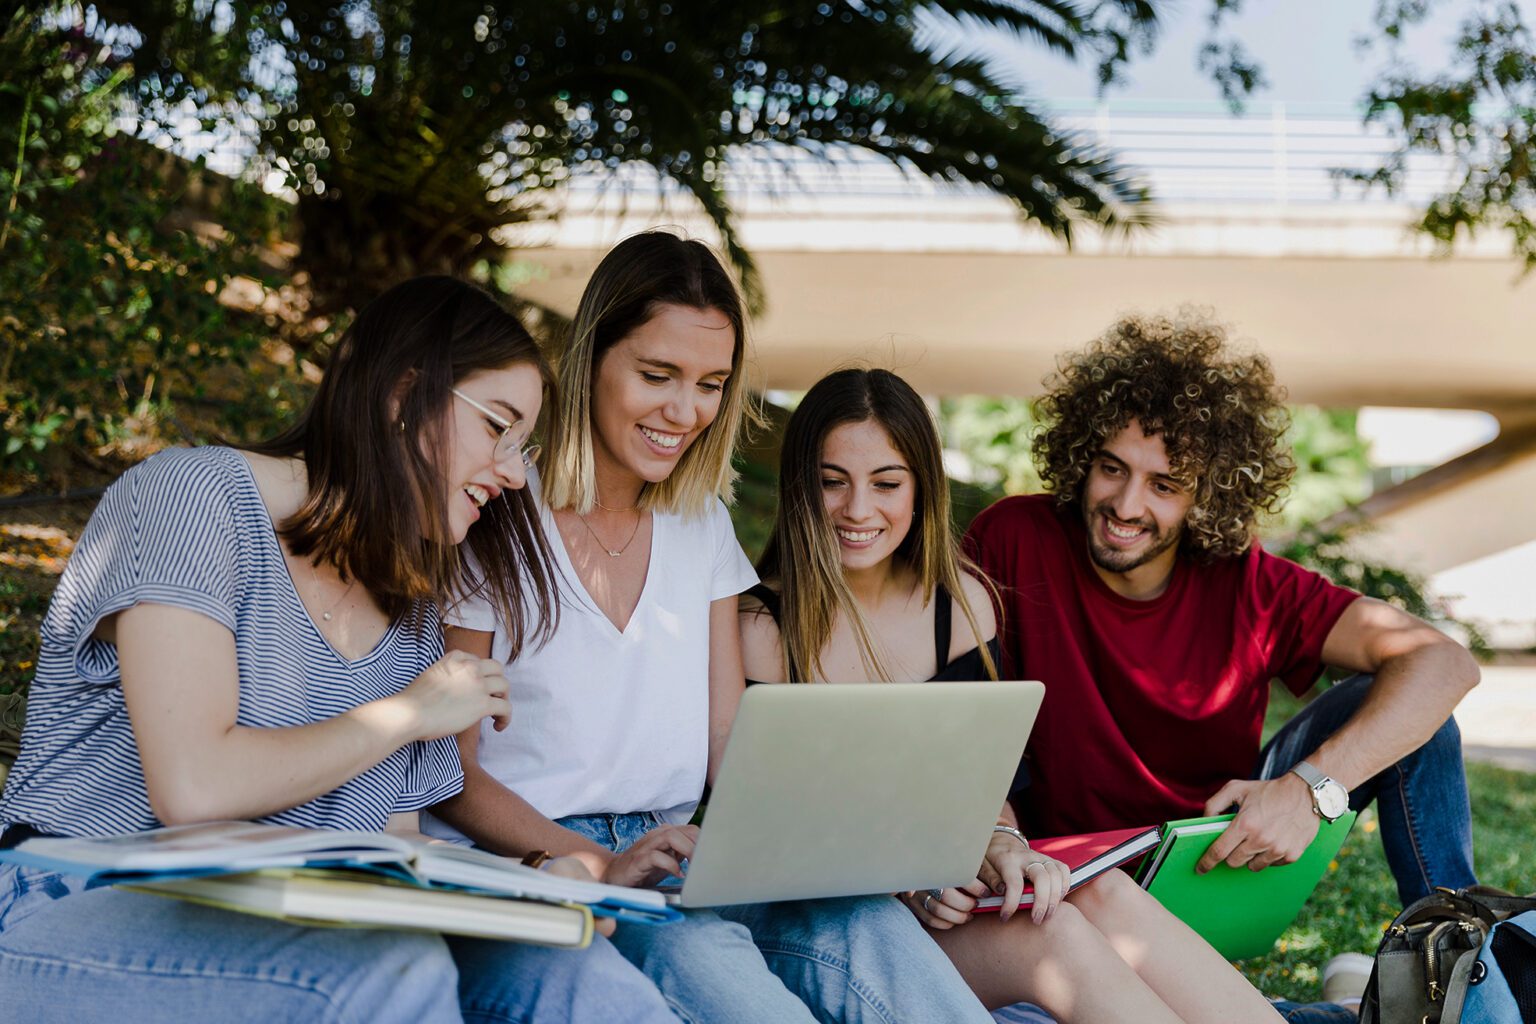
[{"x1": 979, "y1": 0, "x2": 1535, "y2": 107}]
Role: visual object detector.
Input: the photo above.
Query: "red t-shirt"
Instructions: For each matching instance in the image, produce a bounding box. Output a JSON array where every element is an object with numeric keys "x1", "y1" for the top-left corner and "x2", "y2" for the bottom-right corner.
[{"x1": 965, "y1": 494, "x2": 1360, "y2": 838}]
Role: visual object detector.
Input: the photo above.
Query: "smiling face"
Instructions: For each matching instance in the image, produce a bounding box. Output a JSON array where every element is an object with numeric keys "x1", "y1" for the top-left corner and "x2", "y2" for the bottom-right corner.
[
  {"x1": 819, "y1": 418, "x2": 916, "y2": 575},
  {"x1": 442, "y1": 363, "x2": 543, "y2": 543},
  {"x1": 1080, "y1": 419, "x2": 1196, "y2": 597},
  {"x1": 589, "y1": 302, "x2": 736, "y2": 496}
]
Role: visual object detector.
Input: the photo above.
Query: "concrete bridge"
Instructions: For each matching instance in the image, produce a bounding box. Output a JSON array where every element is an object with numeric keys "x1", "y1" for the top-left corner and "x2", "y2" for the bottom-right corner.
[{"x1": 505, "y1": 101, "x2": 1536, "y2": 581}]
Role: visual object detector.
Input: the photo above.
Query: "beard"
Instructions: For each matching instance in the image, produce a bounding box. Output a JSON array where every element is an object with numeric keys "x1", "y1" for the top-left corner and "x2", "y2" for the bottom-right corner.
[{"x1": 1083, "y1": 502, "x2": 1183, "y2": 575}]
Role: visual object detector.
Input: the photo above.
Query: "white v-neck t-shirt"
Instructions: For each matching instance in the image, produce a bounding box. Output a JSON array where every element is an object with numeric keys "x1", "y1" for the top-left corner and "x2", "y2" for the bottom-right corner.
[{"x1": 424, "y1": 472, "x2": 757, "y2": 838}]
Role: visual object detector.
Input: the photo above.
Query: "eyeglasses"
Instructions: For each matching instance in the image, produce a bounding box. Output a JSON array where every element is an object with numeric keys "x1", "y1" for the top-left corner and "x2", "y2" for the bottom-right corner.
[{"x1": 451, "y1": 388, "x2": 540, "y2": 468}]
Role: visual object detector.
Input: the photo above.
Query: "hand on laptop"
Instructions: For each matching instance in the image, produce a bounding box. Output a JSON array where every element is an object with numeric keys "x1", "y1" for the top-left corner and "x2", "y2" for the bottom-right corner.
[
  {"x1": 979, "y1": 832, "x2": 1070, "y2": 924},
  {"x1": 1197, "y1": 775, "x2": 1318, "y2": 874},
  {"x1": 602, "y1": 824, "x2": 700, "y2": 889}
]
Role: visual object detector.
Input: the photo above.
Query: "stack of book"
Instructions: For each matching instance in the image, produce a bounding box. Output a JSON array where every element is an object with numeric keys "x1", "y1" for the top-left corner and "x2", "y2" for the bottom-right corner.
[
  {"x1": 969, "y1": 812, "x2": 1357, "y2": 960},
  {"x1": 0, "y1": 821, "x2": 681, "y2": 949}
]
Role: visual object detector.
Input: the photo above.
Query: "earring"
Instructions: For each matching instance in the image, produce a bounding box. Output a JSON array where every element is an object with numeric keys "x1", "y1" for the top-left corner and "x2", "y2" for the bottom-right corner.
[{"x1": 397, "y1": 419, "x2": 405, "y2": 433}]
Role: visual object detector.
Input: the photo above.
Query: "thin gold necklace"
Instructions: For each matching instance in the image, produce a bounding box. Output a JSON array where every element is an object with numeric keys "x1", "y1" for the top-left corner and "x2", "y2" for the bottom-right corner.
[
  {"x1": 578, "y1": 510, "x2": 642, "y2": 558},
  {"x1": 307, "y1": 559, "x2": 357, "y2": 622},
  {"x1": 594, "y1": 495, "x2": 641, "y2": 513}
]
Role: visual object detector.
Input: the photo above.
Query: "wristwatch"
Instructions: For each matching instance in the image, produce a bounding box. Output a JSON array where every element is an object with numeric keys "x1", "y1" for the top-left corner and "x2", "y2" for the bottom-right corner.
[{"x1": 1289, "y1": 760, "x2": 1350, "y2": 823}]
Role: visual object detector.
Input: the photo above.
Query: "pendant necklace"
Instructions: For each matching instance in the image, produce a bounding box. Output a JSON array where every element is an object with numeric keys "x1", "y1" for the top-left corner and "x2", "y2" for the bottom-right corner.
[
  {"x1": 307, "y1": 560, "x2": 357, "y2": 622},
  {"x1": 578, "y1": 510, "x2": 642, "y2": 558}
]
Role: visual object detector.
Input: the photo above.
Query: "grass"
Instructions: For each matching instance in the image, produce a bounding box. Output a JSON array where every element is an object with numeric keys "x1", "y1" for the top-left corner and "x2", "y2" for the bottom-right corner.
[{"x1": 1238, "y1": 684, "x2": 1535, "y2": 1002}]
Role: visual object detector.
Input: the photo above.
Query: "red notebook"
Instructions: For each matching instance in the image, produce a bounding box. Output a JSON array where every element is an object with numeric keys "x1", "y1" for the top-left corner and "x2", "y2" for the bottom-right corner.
[{"x1": 972, "y1": 825, "x2": 1162, "y2": 911}]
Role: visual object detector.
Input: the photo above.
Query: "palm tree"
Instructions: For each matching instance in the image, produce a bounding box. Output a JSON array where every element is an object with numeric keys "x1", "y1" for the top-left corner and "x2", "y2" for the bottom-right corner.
[{"x1": 98, "y1": 1, "x2": 1160, "y2": 312}]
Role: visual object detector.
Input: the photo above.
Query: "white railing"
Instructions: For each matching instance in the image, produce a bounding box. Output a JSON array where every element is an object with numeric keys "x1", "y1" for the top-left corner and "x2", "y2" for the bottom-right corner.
[
  {"x1": 553, "y1": 100, "x2": 1455, "y2": 213},
  {"x1": 168, "y1": 98, "x2": 1462, "y2": 222}
]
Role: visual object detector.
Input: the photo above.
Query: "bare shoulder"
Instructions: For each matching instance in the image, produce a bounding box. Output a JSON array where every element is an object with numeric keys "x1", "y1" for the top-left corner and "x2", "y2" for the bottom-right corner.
[
  {"x1": 952, "y1": 572, "x2": 998, "y2": 647},
  {"x1": 737, "y1": 593, "x2": 787, "y2": 683}
]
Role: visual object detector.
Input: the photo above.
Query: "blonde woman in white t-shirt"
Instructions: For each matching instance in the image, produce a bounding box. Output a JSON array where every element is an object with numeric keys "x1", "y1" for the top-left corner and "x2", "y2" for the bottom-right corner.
[{"x1": 425, "y1": 230, "x2": 997, "y2": 1024}]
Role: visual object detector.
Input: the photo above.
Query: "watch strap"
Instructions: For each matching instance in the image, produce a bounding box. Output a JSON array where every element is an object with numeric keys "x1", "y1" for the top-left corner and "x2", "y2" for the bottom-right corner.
[
  {"x1": 1289, "y1": 760, "x2": 1327, "y2": 789},
  {"x1": 1289, "y1": 760, "x2": 1347, "y2": 821}
]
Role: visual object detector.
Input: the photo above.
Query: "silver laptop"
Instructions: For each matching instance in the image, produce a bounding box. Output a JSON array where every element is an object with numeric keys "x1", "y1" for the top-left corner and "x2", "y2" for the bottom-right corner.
[{"x1": 667, "y1": 680, "x2": 1045, "y2": 908}]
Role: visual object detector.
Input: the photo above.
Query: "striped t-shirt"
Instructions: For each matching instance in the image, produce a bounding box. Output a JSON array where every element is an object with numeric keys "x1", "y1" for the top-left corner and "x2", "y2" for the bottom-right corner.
[{"x1": 0, "y1": 446, "x2": 463, "y2": 836}]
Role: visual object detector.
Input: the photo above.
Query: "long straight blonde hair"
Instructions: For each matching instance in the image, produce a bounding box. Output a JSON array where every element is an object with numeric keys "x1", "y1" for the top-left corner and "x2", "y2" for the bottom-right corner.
[
  {"x1": 541, "y1": 230, "x2": 755, "y2": 517},
  {"x1": 755, "y1": 368, "x2": 999, "y2": 683}
]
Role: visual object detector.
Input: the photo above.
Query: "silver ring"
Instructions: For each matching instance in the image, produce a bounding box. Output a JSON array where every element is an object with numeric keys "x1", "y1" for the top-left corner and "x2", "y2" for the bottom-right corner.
[
  {"x1": 921, "y1": 893, "x2": 935, "y2": 913},
  {"x1": 926, "y1": 887, "x2": 944, "y2": 901}
]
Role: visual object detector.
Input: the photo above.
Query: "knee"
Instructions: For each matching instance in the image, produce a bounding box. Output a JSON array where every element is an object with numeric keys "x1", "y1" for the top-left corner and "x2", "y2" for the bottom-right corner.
[
  {"x1": 803, "y1": 893, "x2": 931, "y2": 953},
  {"x1": 618, "y1": 912, "x2": 759, "y2": 982},
  {"x1": 835, "y1": 893, "x2": 921, "y2": 933},
  {"x1": 736, "y1": 893, "x2": 920, "y2": 949},
  {"x1": 1430, "y1": 712, "x2": 1463, "y2": 749},
  {"x1": 1010, "y1": 901, "x2": 1100, "y2": 953},
  {"x1": 1065, "y1": 866, "x2": 1143, "y2": 919},
  {"x1": 1404, "y1": 712, "x2": 1464, "y2": 767}
]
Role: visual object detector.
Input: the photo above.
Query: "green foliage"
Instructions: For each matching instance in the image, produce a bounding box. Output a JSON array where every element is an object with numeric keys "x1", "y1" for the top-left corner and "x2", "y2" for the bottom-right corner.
[
  {"x1": 1340, "y1": 1, "x2": 1536, "y2": 270},
  {"x1": 1272, "y1": 406, "x2": 1372, "y2": 531},
  {"x1": 1276, "y1": 524, "x2": 1491, "y2": 659},
  {"x1": 0, "y1": 9, "x2": 305, "y2": 486},
  {"x1": 939, "y1": 394, "x2": 1044, "y2": 497},
  {"x1": 102, "y1": 1, "x2": 1161, "y2": 311}
]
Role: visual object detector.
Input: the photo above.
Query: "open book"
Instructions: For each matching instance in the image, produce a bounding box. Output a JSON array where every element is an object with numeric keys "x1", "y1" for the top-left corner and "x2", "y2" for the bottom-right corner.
[
  {"x1": 0, "y1": 821, "x2": 680, "y2": 926},
  {"x1": 1138, "y1": 811, "x2": 1357, "y2": 960},
  {"x1": 972, "y1": 825, "x2": 1163, "y2": 911}
]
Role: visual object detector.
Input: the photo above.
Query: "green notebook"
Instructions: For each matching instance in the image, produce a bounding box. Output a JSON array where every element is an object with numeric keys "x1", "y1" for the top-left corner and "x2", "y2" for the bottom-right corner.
[{"x1": 1138, "y1": 810, "x2": 1357, "y2": 960}]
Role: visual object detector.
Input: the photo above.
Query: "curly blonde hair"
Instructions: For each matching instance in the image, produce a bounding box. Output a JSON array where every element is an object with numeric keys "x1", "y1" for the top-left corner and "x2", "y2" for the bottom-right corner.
[{"x1": 1032, "y1": 310, "x2": 1294, "y2": 559}]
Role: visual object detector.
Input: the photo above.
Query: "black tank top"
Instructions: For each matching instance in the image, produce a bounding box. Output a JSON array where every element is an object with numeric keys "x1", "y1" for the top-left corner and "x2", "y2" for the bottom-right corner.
[{"x1": 742, "y1": 582, "x2": 1000, "y2": 684}]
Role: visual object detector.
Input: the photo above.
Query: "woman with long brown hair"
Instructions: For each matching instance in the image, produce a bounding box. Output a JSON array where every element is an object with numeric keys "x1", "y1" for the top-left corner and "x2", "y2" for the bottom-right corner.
[
  {"x1": 742, "y1": 367, "x2": 1285, "y2": 1024},
  {"x1": 0, "y1": 277, "x2": 676, "y2": 1023}
]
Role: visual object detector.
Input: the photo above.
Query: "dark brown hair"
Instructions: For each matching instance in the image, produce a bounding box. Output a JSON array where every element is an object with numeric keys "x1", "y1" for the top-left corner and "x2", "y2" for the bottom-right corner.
[
  {"x1": 1033, "y1": 310, "x2": 1294, "y2": 559},
  {"x1": 543, "y1": 229, "x2": 756, "y2": 516},
  {"x1": 253, "y1": 276, "x2": 560, "y2": 652},
  {"x1": 756, "y1": 368, "x2": 996, "y2": 682}
]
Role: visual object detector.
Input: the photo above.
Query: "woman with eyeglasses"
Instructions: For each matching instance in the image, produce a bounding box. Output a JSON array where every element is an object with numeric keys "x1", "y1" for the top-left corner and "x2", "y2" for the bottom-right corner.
[
  {"x1": 424, "y1": 231, "x2": 998, "y2": 1023},
  {"x1": 740, "y1": 368, "x2": 1285, "y2": 1024},
  {"x1": 0, "y1": 277, "x2": 677, "y2": 1023}
]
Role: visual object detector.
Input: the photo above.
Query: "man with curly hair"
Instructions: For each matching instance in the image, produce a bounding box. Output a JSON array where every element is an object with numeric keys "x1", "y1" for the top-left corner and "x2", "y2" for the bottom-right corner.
[{"x1": 965, "y1": 311, "x2": 1478, "y2": 909}]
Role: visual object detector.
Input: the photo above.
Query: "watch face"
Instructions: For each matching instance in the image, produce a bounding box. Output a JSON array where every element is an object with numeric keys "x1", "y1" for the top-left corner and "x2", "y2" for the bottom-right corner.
[{"x1": 1316, "y1": 781, "x2": 1350, "y2": 821}]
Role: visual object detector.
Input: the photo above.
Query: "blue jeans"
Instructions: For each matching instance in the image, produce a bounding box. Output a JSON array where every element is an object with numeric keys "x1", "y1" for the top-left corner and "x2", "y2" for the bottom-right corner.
[
  {"x1": 1257, "y1": 673, "x2": 1477, "y2": 906},
  {"x1": 558, "y1": 811, "x2": 995, "y2": 1024},
  {"x1": 0, "y1": 862, "x2": 675, "y2": 1024},
  {"x1": 1269, "y1": 1000, "x2": 1358, "y2": 1023}
]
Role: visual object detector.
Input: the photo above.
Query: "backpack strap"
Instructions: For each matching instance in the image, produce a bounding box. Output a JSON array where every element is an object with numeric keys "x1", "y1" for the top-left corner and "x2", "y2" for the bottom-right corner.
[{"x1": 1438, "y1": 946, "x2": 1479, "y2": 1024}]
